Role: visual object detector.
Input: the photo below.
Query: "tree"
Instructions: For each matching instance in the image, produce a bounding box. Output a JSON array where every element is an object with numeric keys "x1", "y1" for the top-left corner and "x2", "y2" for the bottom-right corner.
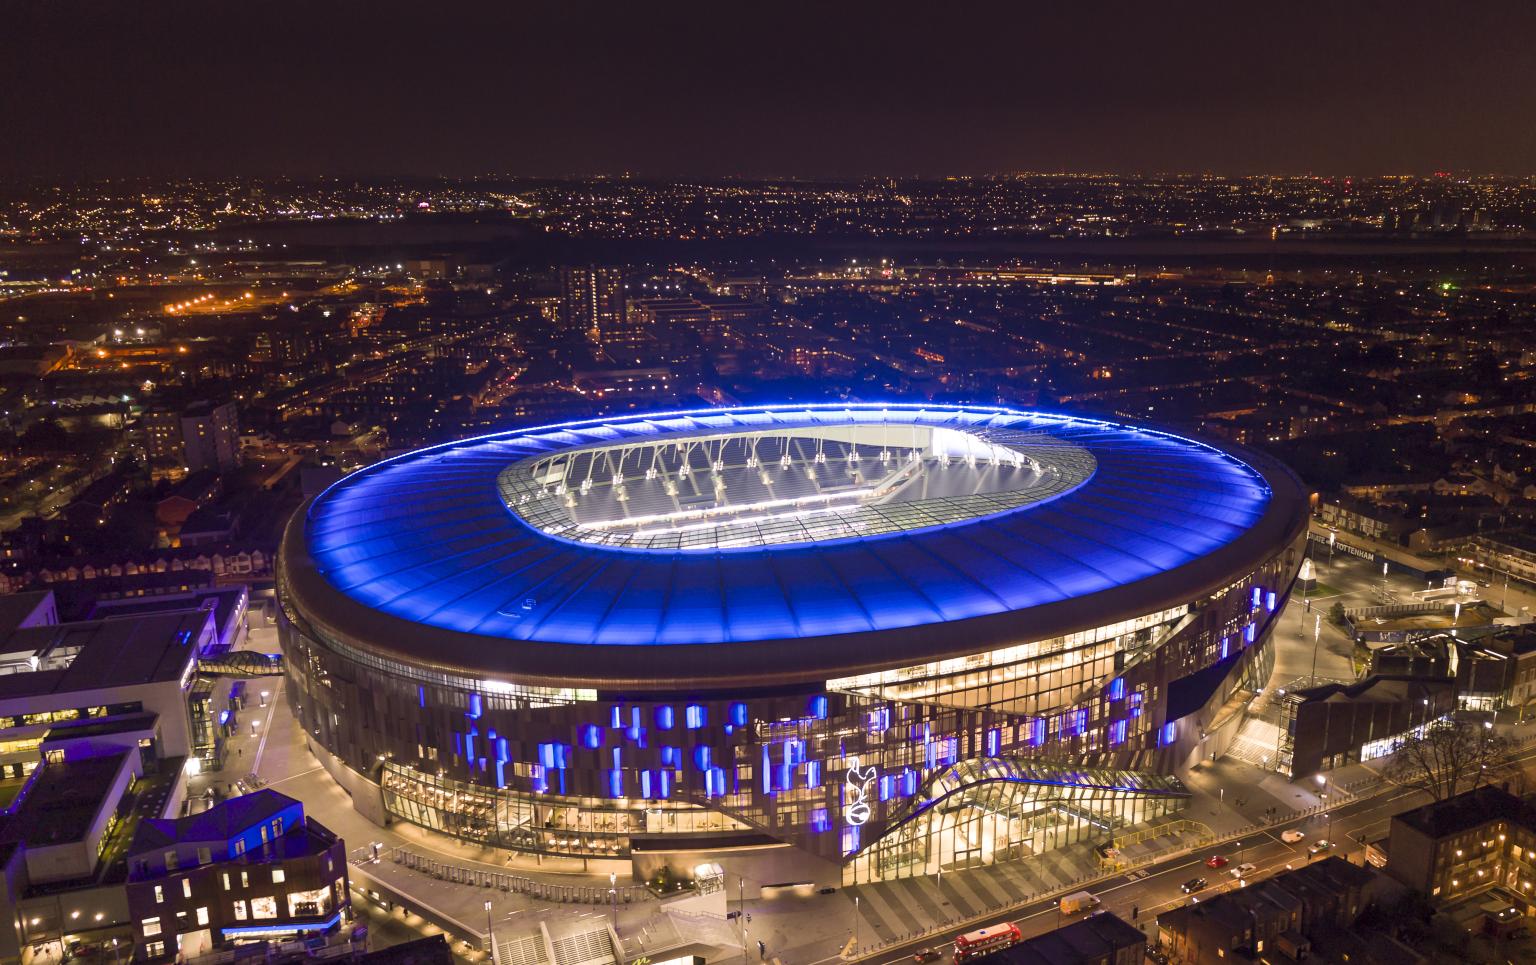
[
  {"x1": 1383, "y1": 717, "x2": 1518, "y2": 802},
  {"x1": 1327, "y1": 601, "x2": 1347, "y2": 626}
]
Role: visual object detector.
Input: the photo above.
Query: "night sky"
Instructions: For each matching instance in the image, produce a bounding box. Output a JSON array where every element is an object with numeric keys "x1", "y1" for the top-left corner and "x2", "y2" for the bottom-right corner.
[{"x1": 4, "y1": 1, "x2": 1535, "y2": 179}]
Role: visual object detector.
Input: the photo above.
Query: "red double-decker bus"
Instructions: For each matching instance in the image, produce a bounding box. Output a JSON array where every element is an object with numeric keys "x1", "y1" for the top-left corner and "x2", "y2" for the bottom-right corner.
[{"x1": 952, "y1": 922, "x2": 1021, "y2": 963}]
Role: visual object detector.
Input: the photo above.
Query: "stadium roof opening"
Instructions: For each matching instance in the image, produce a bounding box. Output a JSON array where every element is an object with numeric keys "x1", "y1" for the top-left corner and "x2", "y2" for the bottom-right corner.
[{"x1": 499, "y1": 422, "x2": 1097, "y2": 550}]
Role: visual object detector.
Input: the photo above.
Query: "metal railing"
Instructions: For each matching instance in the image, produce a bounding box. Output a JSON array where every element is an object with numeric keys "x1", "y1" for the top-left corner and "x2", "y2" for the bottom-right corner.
[{"x1": 389, "y1": 848, "x2": 651, "y2": 905}]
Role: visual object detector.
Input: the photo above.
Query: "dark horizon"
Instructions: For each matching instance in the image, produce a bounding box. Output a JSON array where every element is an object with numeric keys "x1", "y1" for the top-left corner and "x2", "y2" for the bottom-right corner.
[{"x1": 4, "y1": 1, "x2": 1536, "y2": 181}]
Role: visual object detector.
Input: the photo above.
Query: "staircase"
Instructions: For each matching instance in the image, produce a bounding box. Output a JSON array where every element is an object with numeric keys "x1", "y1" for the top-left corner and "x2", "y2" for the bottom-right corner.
[
  {"x1": 1224, "y1": 714, "x2": 1282, "y2": 770},
  {"x1": 548, "y1": 927, "x2": 617, "y2": 965}
]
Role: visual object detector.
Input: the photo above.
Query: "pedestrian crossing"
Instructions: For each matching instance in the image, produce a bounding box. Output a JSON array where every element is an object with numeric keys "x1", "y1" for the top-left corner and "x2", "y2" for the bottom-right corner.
[{"x1": 847, "y1": 845, "x2": 1095, "y2": 943}]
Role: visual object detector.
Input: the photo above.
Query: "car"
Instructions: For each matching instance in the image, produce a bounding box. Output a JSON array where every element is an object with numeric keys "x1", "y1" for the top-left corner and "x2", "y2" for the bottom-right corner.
[
  {"x1": 1205, "y1": 855, "x2": 1229, "y2": 868},
  {"x1": 1181, "y1": 877, "x2": 1208, "y2": 894},
  {"x1": 1280, "y1": 829, "x2": 1305, "y2": 843},
  {"x1": 1231, "y1": 863, "x2": 1257, "y2": 878},
  {"x1": 912, "y1": 949, "x2": 941, "y2": 963},
  {"x1": 1308, "y1": 840, "x2": 1332, "y2": 856}
]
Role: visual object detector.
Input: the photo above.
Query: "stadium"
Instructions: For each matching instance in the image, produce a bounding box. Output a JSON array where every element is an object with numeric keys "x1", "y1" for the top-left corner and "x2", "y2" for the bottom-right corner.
[{"x1": 275, "y1": 404, "x2": 1309, "y2": 885}]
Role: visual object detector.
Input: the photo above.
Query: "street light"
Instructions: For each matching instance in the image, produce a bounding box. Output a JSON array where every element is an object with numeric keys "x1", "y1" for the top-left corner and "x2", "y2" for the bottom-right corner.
[
  {"x1": 484, "y1": 900, "x2": 496, "y2": 965},
  {"x1": 259, "y1": 689, "x2": 270, "y2": 707}
]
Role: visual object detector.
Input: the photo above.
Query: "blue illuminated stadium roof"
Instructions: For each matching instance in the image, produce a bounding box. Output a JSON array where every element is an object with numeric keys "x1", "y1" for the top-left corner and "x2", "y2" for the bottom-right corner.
[{"x1": 289, "y1": 406, "x2": 1297, "y2": 673}]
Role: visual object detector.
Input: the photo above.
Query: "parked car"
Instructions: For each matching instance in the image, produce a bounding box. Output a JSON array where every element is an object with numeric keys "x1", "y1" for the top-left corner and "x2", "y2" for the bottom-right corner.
[
  {"x1": 1232, "y1": 863, "x2": 1257, "y2": 878},
  {"x1": 1181, "y1": 877, "x2": 1208, "y2": 894},
  {"x1": 1280, "y1": 829, "x2": 1306, "y2": 843},
  {"x1": 1205, "y1": 854, "x2": 1229, "y2": 868}
]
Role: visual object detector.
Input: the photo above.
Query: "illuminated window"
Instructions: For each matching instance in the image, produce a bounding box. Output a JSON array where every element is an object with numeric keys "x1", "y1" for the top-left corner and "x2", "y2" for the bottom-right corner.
[
  {"x1": 154, "y1": 885, "x2": 163, "y2": 904},
  {"x1": 196, "y1": 907, "x2": 209, "y2": 927},
  {"x1": 251, "y1": 896, "x2": 277, "y2": 920},
  {"x1": 182, "y1": 879, "x2": 192, "y2": 898},
  {"x1": 233, "y1": 900, "x2": 247, "y2": 921},
  {"x1": 287, "y1": 887, "x2": 330, "y2": 918},
  {"x1": 272, "y1": 868, "x2": 285, "y2": 884},
  {"x1": 143, "y1": 918, "x2": 161, "y2": 937}
]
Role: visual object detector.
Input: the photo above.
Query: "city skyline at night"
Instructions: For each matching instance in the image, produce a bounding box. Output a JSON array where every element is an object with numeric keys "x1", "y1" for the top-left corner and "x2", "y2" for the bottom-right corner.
[{"x1": 5, "y1": 6, "x2": 1536, "y2": 963}]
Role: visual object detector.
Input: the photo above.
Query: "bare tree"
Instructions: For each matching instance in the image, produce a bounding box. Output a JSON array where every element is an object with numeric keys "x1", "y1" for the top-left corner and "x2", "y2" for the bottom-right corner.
[{"x1": 1383, "y1": 718, "x2": 1518, "y2": 802}]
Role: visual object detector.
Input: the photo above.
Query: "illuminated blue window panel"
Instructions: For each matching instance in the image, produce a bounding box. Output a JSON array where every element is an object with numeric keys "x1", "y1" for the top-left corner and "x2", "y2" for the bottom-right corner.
[
  {"x1": 685, "y1": 704, "x2": 706, "y2": 729},
  {"x1": 581, "y1": 725, "x2": 602, "y2": 749},
  {"x1": 656, "y1": 706, "x2": 675, "y2": 730},
  {"x1": 842, "y1": 825, "x2": 861, "y2": 856},
  {"x1": 870, "y1": 707, "x2": 890, "y2": 733},
  {"x1": 810, "y1": 808, "x2": 831, "y2": 833},
  {"x1": 1107, "y1": 677, "x2": 1125, "y2": 701},
  {"x1": 809, "y1": 694, "x2": 829, "y2": 719},
  {"x1": 1161, "y1": 721, "x2": 1177, "y2": 746},
  {"x1": 467, "y1": 693, "x2": 483, "y2": 719},
  {"x1": 1029, "y1": 718, "x2": 1046, "y2": 745},
  {"x1": 729, "y1": 703, "x2": 748, "y2": 727},
  {"x1": 611, "y1": 706, "x2": 622, "y2": 728},
  {"x1": 986, "y1": 727, "x2": 1000, "y2": 757},
  {"x1": 1251, "y1": 586, "x2": 1263, "y2": 609},
  {"x1": 609, "y1": 770, "x2": 623, "y2": 798},
  {"x1": 806, "y1": 760, "x2": 821, "y2": 788},
  {"x1": 1245, "y1": 623, "x2": 1256, "y2": 643},
  {"x1": 1266, "y1": 590, "x2": 1277, "y2": 611},
  {"x1": 1109, "y1": 720, "x2": 1127, "y2": 745}
]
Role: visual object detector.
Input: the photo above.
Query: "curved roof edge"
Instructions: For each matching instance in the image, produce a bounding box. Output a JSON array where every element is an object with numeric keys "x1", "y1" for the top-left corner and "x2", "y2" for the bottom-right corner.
[{"x1": 278, "y1": 412, "x2": 1311, "y2": 692}]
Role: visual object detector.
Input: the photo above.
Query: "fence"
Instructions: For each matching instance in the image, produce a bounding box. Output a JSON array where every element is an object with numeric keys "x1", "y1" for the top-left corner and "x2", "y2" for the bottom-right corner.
[
  {"x1": 1343, "y1": 601, "x2": 1452, "y2": 620},
  {"x1": 390, "y1": 848, "x2": 651, "y2": 905}
]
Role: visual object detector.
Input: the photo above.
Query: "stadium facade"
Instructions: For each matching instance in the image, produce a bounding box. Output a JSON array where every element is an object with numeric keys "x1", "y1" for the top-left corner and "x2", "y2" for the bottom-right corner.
[{"x1": 276, "y1": 404, "x2": 1309, "y2": 885}]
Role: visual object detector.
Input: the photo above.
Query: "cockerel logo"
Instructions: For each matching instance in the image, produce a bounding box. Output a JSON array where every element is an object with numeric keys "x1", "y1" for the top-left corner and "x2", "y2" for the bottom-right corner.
[{"x1": 844, "y1": 756, "x2": 877, "y2": 826}]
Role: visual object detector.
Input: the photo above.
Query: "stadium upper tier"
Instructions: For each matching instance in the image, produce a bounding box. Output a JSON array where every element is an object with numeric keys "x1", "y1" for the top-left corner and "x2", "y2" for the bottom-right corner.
[{"x1": 282, "y1": 405, "x2": 1307, "y2": 688}]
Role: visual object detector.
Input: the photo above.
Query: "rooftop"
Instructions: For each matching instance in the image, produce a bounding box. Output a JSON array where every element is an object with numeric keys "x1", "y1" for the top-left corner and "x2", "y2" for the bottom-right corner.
[
  {"x1": 0, "y1": 609, "x2": 209, "y2": 700},
  {"x1": 130, "y1": 788, "x2": 298, "y2": 856},
  {"x1": 1392, "y1": 785, "x2": 1536, "y2": 839},
  {"x1": 0, "y1": 752, "x2": 131, "y2": 847},
  {"x1": 283, "y1": 404, "x2": 1307, "y2": 686},
  {"x1": 993, "y1": 911, "x2": 1143, "y2": 964}
]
